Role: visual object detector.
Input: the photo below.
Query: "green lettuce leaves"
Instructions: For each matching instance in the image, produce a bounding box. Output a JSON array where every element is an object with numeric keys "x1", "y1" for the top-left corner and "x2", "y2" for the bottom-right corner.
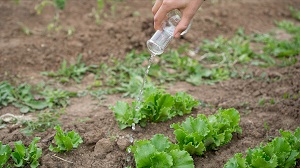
[
  {"x1": 11, "y1": 137, "x2": 42, "y2": 168},
  {"x1": 0, "y1": 141, "x2": 12, "y2": 167},
  {"x1": 49, "y1": 125, "x2": 83, "y2": 152},
  {"x1": 171, "y1": 108, "x2": 242, "y2": 156},
  {"x1": 128, "y1": 134, "x2": 194, "y2": 168},
  {"x1": 224, "y1": 127, "x2": 300, "y2": 168},
  {"x1": 111, "y1": 87, "x2": 199, "y2": 129}
]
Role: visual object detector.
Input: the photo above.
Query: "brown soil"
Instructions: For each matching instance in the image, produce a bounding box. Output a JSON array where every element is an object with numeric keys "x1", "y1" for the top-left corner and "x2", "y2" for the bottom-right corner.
[{"x1": 0, "y1": 0, "x2": 300, "y2": 168}]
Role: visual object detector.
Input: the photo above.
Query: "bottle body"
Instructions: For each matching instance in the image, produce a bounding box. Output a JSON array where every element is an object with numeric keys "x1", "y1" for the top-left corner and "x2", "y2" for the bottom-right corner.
[{"x1": 147, "y1": 10, "x2": 191, "y2": 55}]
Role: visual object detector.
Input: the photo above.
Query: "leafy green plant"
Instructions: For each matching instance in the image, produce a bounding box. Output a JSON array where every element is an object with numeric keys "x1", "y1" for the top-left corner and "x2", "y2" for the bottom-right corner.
[
  {"x1": 172, "y1": 92, "x2": 199, "y2": 116},
  {"x1": 112, "y1": 101, "x2": 143, "y2": 129},
  {"x1": 0, "y1": 82, "x2": 76, "y2": 113},
  {"x1": 54, "y1": 0, "x2": 66, "y2": 10},
  {"x1": 11, "y1": 137, "x2": 42, "y2": 168},
  {"x1": 290, "y1": 6, "x2": 300, "y2": 21},
  {"x1": 0, "y1": 81, "x2": 15, "y2": 107},
  {"x1": 128, "y1": 134, "x2": 194, "y2": 168},
  {"x1": 0, "y1": 141, "x2": 12, "y2": 167},
  {"x1": 42, "y1": 54, "x2": 97, "y2": 83},
  {"x1": 12, "y1": 84, "x2": 48, "y2": 113},
  {"x1": 263, "y1": 35, "x2": 300, "y2": 58},
  {"x1": 224, "y1": 127, "x2": 300, "y2": 168},
  {"x1": 171, "y1": 108, "x2": 242, "y2": 156},
  {"x1": 41, "y1": 88, "x2": 77, "y2": 108},
  {"x1": 139, "y1": 88, "x2": 175, "y2": 123},
  {"x1": 276, "y1": 20, "x2": 300, "y2": 35},
  {"x1": 49, "y1": 125, "x2": 83, "y2": 152},
  {"x1": 111, "y1": 87, "x2": 199, "y2": 129}
]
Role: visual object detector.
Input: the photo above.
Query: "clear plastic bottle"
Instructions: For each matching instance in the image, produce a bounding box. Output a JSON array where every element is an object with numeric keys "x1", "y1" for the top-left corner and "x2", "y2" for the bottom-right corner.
[{"x1": 147, "y1": 10, "x2": 192, "y2": 55}]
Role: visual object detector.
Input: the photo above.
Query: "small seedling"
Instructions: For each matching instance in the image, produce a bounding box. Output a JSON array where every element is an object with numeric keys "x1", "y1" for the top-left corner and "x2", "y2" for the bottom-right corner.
[
  {"x1": 92, "y1": 0, "x2": 104, "y2": 25},
  {"x1": 263, "y1": 121, "x2": 270, "y2": 131},
  {"x1": 258, "y1": 98, "x2": 265, "y2": 106},
  {"x1": 49, "y1": 125, "x2": 83, "y2": 152},
  {"x1": 269, "y1": 98, "x2": 276, "y2": 105}
]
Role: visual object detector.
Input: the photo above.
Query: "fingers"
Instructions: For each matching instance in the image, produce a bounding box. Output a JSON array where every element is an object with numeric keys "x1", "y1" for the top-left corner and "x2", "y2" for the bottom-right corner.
[
  {"x1": 174, "y1": 14, "x2": 193, "y2": 38},
  {"x1": 153, "y1": 1, "x2": 173, "y2": 31},
  {"x1": 152, "y1": 0, "x2": 163, "y2": 15}
]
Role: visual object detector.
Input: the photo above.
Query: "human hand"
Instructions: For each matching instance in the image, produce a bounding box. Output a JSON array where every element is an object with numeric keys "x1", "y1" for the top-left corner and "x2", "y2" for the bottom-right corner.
[{"x1": 152, "y1": 0, "x2": 205, "y2": 38}]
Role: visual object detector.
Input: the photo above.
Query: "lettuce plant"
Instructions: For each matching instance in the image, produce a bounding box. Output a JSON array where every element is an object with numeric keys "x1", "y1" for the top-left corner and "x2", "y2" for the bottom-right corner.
[
  {"x1": 112, "y1": 101, "x2": 144, "y2": 129},
  {"x1": 11, "y1": 137, "x2": 42, "y2": 168},
  {"x1": 0, "y1": 141, "x2": 12, "y2": 167},
  {"x1": 139, "y1": 90, "x2": 175, "y2": 123},
  {"x1": 111, "y1": 87, "x2": 199, "y2": 129},
  {"x1": 49, "y1": 125, "x2": 83, "y2": 152},
  {"x1": 171, "y1": 108, "x2": 242, "y2": 156},
  {"x1": 128, "y1": 134, "x2": 194, "y2": 168},
  {"x1": 224, "y1": 127, "x2": 300, "y2": 168},
  {"x1": 173, "y1": 92, "x2": 199, "y2": 116}
]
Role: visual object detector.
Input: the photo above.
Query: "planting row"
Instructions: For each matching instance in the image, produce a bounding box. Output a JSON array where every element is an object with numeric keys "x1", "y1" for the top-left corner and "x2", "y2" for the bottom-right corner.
[
  {"x1": 111, "y1": 87, "x2": 199, "y2": 129},
  {"x1": 113, "y1": 88, "x2": 300, "y2": 167},
  {"x1": 127, "y1": 108, "x2": 241, "y2": 168}
]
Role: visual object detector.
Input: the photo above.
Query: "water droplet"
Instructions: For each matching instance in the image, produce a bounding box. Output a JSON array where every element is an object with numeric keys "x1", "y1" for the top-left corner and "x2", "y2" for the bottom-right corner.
[
  {"x1": 129, "y1": 134, "x2": 134, "y2": 143},
  {"x1": 131, "y1": 123, "x2": 135, "y2": 131}
]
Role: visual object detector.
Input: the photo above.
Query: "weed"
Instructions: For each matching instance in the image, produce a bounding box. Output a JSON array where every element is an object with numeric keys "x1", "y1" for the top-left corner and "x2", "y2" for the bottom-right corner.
[
  {"x1": 283, "y1": 92, "x2": 290, "y2": 99},
  {"x1": 258, "y1": 98, "x2": 265, "y2": 106},
  {"x1": 17, "y1": 22, "x2": 32, "y2": 35},
  {"x1": 0, "y1": 81, "x2": 15, "y2": 107},
  {"x1": 289, "y1": 6, "x2": 300, "y2": 21},
  {"x1": 41, "y1": 87, "x2": 77, "y2": 108},
  {"x1": 12, "y1": 84, "x2": 48, "y2": 113},
  {"x1": 35, "y1": 0, "x2": 66, "y2": 32},
  {"x1": 92, "y1": 0, "x2": 104, "y2": 25},
  {"x1": 269, "y1": 98, "x2": 276, "y2": 105},
  {"x1": 21, "y1": 110, "x2": 61, "y2": 136},
  {"x1": 276, "y1": 20, "x2": 300, "y2": 35},
  {"x1": 263, "y1": 121, "x2": 270, "y2": 131},
  {"x1": 42, "y1": 54, "x2": 97, "y2": 83}
]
